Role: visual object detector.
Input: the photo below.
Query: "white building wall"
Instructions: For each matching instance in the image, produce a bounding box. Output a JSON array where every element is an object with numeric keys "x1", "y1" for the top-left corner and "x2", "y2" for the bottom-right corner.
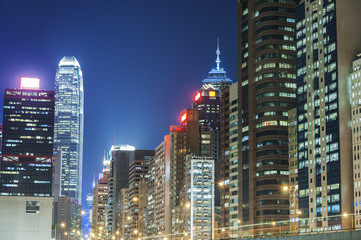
[{"x1": 0, "y1": 196, "x2": 53, "y2": 240}]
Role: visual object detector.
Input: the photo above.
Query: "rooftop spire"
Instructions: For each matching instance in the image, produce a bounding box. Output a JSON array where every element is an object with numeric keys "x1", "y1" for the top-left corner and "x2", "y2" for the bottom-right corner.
[{"x1": 216, "y1": 38, "x2": 221, "y2": 70}]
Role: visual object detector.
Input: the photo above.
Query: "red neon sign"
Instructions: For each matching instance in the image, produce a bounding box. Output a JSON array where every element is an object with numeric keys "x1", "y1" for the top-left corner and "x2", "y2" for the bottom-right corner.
[
  {"x1": 181, "y1": 113, "x2": 187, "y2": 123},
  {"x1": 194, "y1": 92, "x2": 201, "y2": 101}
]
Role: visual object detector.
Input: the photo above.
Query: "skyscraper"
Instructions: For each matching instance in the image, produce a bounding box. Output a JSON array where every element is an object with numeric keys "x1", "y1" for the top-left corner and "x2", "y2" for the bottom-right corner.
[
  {"x1": 0, "y1": 78, "x2": 55, "y2": 239},
  {"x1": 118, "y1": 187, "x2": 130, "y2": 239},
  {"x1": 92, "y1": 171, "x2": 110, "y2": 239},
  {"x1": 288, "y1": 108, "x2": 299, "y2": 233},
  {"x1": 295, "y1": 0, "x2": 361, "y2": 232},
  {"x1": 105, "y1": 145, "x2": 135, "y2": 238},
  {"x1": 220, "y1": 0, "x2": 299, "y2": 237},
  {"x1": 128, "y1": 150, "x2": 154, "y2": 238},
  {"x1": 153, "y1": 135, "x2": 171, "y2": 237},
  {"x1": 54, "y1": 56, "x2": 84, "y2": 234},
  {"x1": 202, "y1": 40, "x2": 233, "y2": 90},
  {"x1": 184, "y1": 155, "x2": 215, "y2": 240},
  {"x1": 352, "y1": 54, "x2": 361, "y2": 229},
  {"x1": 0, "y1": 78, "x2": 55, "y2": 197}
]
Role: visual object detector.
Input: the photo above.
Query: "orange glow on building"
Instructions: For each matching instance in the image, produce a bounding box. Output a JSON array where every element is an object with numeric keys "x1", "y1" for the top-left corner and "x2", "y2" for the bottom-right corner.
[
  {"x1": 209, "y1": 91, "x2": 216, "y2": 97},
  {"x1": 195, "y1": 92, "x2": 201, "y2": 101},
  {"x1": 181, "y1": 113, "x2": 187, "y2": 123},
  {"x1": 20, "y1": 77, "x2": 40, "y2": 90}
]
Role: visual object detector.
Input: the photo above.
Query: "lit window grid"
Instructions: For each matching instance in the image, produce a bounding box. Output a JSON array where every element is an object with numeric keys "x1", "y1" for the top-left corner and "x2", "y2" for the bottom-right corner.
[
  {"x1": 187, "y1": 158, "x2": 215, "y2": 239},
  {"x1": 296, "y1": 0, "x2": 343, "y2": 232},
  {"x1": 352, "y1": 66, "x2": 361, "y2": 227},
  {"x1": 54, "y1": 64, "x2": 84, "y2": 203}
]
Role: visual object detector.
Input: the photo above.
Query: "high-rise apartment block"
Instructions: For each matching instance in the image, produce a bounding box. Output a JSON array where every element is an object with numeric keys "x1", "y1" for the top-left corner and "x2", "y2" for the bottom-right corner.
[
  {"x1": 288, "y1": 108, "x2": 299, "y2": 233},
  {"x1": 92, "y1": 171, "x2": 110, "y2": 239},
  {"x1": 220, "y1": 0, "x2": 299, "y2": 237},
  {"x1": 55, "y1": 196, "x2": 72, "y2": 239},
  {"x1": 128, "y1": 150, "x2": 154, "y2": 238},
  {"x1": 118, "y1": 188, "x2": 130, "y2": 239},
  {"x1": 54, "y1": 56, "x2": 84, "y2": 235},
  {"x1": 220, "y1": 82, "x2": 241, "y2": 238},
  {"x1": 351, "y1": 54, "x2": 361, "y2": 229},
  {"x1": 295, "y1": 0, "x2": 361, "y2": 232},
  {"x1": 0, "y1": 78, "x2": 55, "y2": 240},
  {"x1": 105, "y1": 145, "x2": 134, "y2": 238},
  {"x1": 184, "y1": 155, "x2": 215, "y2": 240},
  {"x1": 153, "y1": 135, "x2": 171, "y2": 237}
]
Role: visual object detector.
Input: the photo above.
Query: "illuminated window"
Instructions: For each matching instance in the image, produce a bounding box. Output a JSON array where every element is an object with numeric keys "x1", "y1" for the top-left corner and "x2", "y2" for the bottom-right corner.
[{"x1": 26, "y1": 201, "x2": 40, "y2": 213}]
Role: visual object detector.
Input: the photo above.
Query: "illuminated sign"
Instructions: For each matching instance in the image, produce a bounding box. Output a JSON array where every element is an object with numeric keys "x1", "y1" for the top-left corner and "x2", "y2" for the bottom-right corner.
[
  {"x1": 21, "y1": 78, "x2": 40, "y2": 90},
  {"x1": 209, "y1": 91, "x2": 216, "y2": 97},
  {"x1": 181, "y1": 113, "x2": 187, "y2": 123},
  {"x1": 194, "y1": 92, "x2": 201, "y2": 101}
]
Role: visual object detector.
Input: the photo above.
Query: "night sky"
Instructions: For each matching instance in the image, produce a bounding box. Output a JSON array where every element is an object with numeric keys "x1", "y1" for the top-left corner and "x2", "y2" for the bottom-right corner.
[{"x1": 0, "y1": 0, "x2": 237, "y2": 215}]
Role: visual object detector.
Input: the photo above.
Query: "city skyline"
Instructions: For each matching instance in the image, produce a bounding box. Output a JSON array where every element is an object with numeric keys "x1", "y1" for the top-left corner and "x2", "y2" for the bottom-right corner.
[
  {"x1": 3, "y1": 0, "x2": 361, "y2": 239},
  {"x1": 0, "y1": 0, "x2": 238, "y2": 212}
]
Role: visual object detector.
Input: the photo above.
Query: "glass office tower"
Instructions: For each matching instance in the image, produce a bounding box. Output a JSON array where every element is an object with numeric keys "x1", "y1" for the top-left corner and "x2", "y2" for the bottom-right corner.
[
  {"x1": 0, "y1": 79, "x2": 55, "y2": 196},
  {"x1": 54, "y1": 56, "x2": 84, "y2": 235}
]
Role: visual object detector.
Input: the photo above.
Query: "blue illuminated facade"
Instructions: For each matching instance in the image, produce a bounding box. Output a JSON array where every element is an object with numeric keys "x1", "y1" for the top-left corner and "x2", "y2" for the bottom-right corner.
[
  {"x1": 202, "y1": 40, "x2": 233, "y2": 90},
  {"x1": 54, "y1": 56, "x2": 84, "y2": 236}
]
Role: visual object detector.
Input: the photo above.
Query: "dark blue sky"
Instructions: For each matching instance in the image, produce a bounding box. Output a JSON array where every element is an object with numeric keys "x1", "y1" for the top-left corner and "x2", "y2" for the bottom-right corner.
[{"x1": 0, "y1": 0, "x2": 237, "y2": 209}]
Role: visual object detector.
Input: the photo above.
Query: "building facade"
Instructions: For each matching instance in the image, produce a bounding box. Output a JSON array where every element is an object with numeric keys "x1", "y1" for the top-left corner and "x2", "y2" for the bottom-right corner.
[
  {"x1": 55, "y1": 196, "x2": 72, "y2": 240},
  {"x1": 105, "y1": 145, "x2": 135, "y2": 238},
  {"x1": 153, "y1": 135, "x2": 171, "y2": 238},
  {"x1": 128, "y1": 150, "x2": 154, "y2": 238},
  {"x1": 220, "y1": 0, "x2": 299, "y2": 237},
  {"x1": 0, "y1": 78, "x2": 55, "y2": 239},
  {"x1": 288, "y1": 108, "x2": 299, "y2": 233},
  {"x1": 0, "y1": 79, "x2": 55, "y2": 196},
  {"x1": 118, "y1": 188, "x2": 130, "y2": 239},
  {"x1": 295, "y1": 0, "x2": 361, "y2": 232},
  {"x1": 220, "y1": 82, "x2": 240, "y2": 238},
  {"x1": 184, "y1": 155, "x2": 215, "y2": 240},
  {"x1": 54, "y1": 56, "x2": 84, "y2": 235},
  {"x1": 352, "y1": 54, "x2": 361, "y2": 229},
  {"x1": 92, "y1": 171, "x2": 110, "y2": 239}
]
